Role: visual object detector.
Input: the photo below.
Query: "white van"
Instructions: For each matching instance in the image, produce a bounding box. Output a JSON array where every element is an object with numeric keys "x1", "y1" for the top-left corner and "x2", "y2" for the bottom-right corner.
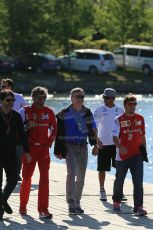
[
  {"x1": 113, "y1": 44, "x2": 153, "y2": 75},
  {"x1": 60, "y1": 49, "x2": 116, "y2": 74}
]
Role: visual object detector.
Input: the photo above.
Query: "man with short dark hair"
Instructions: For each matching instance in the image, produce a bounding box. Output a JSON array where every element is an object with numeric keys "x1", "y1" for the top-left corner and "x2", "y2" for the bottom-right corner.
[
  {"x1": 94, "y1": 88, "x2": 124, "y2": 201},
  {"x1": 0, "y1": 90, "x2": 31, "y2": 220},
  {"x1": 112, "y1": 94, "x2": 147, "y2": 216},
  {"x1": 0, "y1": 78, "x2": 27, "y2": 181},
  {"x1": 54, "y1": 87, "x2": 98, "y2": 214},
  {"x1": 19, "y1": 86, "x2": 57, "y2": 219},
  {"x1": 0, "y1": 79, "x2": 26, "y2": 111}
]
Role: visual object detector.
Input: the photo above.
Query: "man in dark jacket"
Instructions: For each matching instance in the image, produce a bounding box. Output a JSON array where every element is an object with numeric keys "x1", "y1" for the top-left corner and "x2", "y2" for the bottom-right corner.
[
  {"x1": 54, "y1": 87, "x2": 98, "y2": 214},
  {"x1": 0, "y1": 90, "x2": 31, "y2": 221}
]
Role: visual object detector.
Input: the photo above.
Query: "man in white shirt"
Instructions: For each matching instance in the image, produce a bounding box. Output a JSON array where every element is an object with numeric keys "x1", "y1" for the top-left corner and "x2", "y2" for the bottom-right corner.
[
  {"x1": 0, "y1": 79, "x2": 26, "y2": 111},
  {"x1": 94, "y1": 88, "x2": 124, "y2": 201},
  {"x1": 0, "y1": 78, "x2": 26, "y2": 181}
]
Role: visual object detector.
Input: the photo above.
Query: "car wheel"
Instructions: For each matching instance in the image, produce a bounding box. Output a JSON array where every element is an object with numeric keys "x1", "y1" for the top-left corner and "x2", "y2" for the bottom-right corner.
[
  {"x1": 89, "y1": 66, "x2": 97, "y2": 75},
  {"x1": 36, "y1": 67, "x2": 43, "y2": 74},
  {"x1": 142, "y1": 65, "x2": 151, "y2": 75}
]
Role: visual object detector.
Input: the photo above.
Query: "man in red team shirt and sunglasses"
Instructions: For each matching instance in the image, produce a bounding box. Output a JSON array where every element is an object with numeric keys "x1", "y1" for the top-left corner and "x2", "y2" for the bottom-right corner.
[
  {"x1": 19, "y1": 86, "x2": 57, "y2": 219},
  {"x1": 112, "y1": 94, "x2": 147, "y2": 216}
]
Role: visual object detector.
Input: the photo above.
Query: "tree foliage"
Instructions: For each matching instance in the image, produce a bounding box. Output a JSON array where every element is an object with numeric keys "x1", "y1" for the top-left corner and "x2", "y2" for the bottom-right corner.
[{"x1": 0, "y1": 0, "x2": 153, "y2": 55}]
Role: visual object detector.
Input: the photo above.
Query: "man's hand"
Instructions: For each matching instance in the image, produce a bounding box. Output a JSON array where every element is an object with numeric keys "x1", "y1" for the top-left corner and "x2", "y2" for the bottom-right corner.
[
  {"x1": 55, "y1": 153, "x2": 62, "y2": 160},
  {"x1": 119, "y1": 146, "x2": 128, "y2": 155},
  {"x1": 26, "y1": 121, "x2": 37, "y2": 129},
  {"x1": 98, "y1": 139, "x2": 103, "y2": 149},
  {"x1": 92, "y1": 145, "x2": 99, "y2": 156},
  {"x1": 25, "y1": 153, "x2": 32, "y2": 163}
]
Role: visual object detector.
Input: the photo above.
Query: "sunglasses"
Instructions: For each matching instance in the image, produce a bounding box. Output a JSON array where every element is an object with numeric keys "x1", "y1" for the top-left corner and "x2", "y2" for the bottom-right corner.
[
  {"x1": 36, "y1": 96, "x2": 47, "y2": 100},
  {"x1": 1, "y1": 85, "x2": 9, "y2": 88},
  {"x1": 5, "y1": 98, "x2": 15, "y2": 103},
  {"x1": 73, "y1": 95, "x2": 85, "y2": 99},
  {"x1": 127, "y1": 102, "x2": 137, "y2": 106},
  {"x1": 103, "y1": 96, "x2": 114, "y2": 100}
]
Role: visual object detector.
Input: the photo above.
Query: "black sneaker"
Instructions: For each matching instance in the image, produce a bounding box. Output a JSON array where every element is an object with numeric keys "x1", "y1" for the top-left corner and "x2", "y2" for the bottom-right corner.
[
  {"x1": 76, "y1": 207, "x2": 84, "y2": 214},
  {"x1": 3, "y1": 202, "x2": 13, "y2": 214},
  {"x1": 134, "y1": 207, "x2": 147, "y2": 216},
  {"x1": 39, "y1": 211, "x2": 53, "y2": 219},
  {"x1": 68, "y1": 202, "x2": 76, "y2": 214},
  {"x1": 0, "y1": 208, "x2": 4, "y2": 221}
]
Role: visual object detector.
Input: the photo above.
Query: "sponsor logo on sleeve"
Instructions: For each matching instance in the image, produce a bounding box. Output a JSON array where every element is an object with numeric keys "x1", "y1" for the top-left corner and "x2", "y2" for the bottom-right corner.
[
  {"x1": 135, "y1": 120, "x2": 141, "y2": 125},
  {"x1": 121, "y1": 120, "x2": 131, "y2": 127}
]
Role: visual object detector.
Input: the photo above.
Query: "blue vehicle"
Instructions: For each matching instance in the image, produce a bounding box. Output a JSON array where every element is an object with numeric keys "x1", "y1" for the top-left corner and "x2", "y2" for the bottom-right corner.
[
  {"x1": 0, "y1": 55, "x2": 15, "y2": 74},
  {"x1": 15, "y1": 53, "x2": 61, "y2": 74}
]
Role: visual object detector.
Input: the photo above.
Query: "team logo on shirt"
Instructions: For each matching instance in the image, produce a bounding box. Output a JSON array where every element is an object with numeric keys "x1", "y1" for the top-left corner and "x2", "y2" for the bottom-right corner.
[
  {"x1": 42, "y1": 114, "x2": 49, "y2": 120},
  {"x1": 135, "y1": 120, "x2": 141, "y2": 125},
  {"x1": 103, "y1": 108, "x2": 107, "y2": 112},
  {"x1": 121, "y1": 120, "x2": 131, "y2": 127}
]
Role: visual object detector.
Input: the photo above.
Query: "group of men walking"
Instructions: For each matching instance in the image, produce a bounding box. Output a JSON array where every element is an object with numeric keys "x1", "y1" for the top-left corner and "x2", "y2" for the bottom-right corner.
[{"x1": 0, "y1": 78, "x2": 148, "y2": 221}]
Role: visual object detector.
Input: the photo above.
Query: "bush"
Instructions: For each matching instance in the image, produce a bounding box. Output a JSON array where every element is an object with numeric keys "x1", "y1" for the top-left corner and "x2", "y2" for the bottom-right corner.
[{"x1": 68, "y1": 38, "x2": 120, "y2": 52}]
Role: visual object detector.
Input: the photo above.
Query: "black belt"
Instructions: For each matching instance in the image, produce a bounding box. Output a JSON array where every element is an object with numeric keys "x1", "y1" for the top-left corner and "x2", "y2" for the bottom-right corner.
[{"x1": 66, "y1": 142, "x2": 87, "y2": 146}]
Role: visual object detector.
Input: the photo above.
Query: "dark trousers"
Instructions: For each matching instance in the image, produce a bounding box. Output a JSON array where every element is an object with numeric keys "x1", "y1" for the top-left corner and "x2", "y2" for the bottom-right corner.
[
  {"x1": 16, "y1": 145, "x2": 23, "y2": 176},
  {"x1": 112, "y1": 155, "x2": 143, "y2": 210},
  {"x1": 0, "y1": 156, "x2": 18, "y2": 212}
]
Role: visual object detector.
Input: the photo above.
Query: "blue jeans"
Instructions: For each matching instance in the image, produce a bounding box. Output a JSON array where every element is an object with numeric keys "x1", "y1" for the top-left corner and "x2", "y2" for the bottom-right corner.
[{"x1": 112, "y1": 154, "x2": 144, "y2": 210}]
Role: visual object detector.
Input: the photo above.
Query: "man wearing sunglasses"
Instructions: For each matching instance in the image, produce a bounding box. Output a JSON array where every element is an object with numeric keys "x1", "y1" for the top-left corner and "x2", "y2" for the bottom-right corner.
[
  {"x1": 94, "y1": 88, "x2": 124, "y2": 201},
  {"x1": 54, "y1": 87, "x2": 98, "y2": 214},
  {"x1": 112, "y1": 94, "x2": 147, "y2": 216},
  {"x1": 0, "y1": 78, "x2": 27, "y2": 182},
  {"x1": 0, "y1": 90, "x2": 31, "y2": 220},
  {"x1": 19, "y1": 86, "x2": 57, "y2": 219}
]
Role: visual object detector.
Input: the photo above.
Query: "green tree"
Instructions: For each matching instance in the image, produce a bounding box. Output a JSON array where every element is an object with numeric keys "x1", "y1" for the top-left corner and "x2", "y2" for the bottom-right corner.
[
  {"x1": 93, "y1": 0, "x2": 150, "y2": 45},
  {"x1": 51, "y1": 0, "x2": 94, "y2": 53},
  {"x1": 0, "y1": 0, "x2": 8, "y2": 53},
  {"x1": 4, "y1": 0, "x2": 53, "y2": 55}
]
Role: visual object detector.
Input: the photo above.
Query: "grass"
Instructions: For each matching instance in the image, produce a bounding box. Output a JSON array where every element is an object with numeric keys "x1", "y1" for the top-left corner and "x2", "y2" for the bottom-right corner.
[{"x1": 1, "y1": 68, "x2": 153, "y2": 95}]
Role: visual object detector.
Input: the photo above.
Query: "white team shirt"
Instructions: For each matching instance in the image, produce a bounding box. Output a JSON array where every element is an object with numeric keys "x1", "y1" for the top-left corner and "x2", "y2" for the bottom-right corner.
[
  {"x1": 94, "y1": 104, "x2": 124, "y2": 145},
  {"x1": 19, "y1": 107, "x2": 26, "y2": 122},
  {"x1": 13, "y1": 93, "x2": 26, "y2": 112},
  {"x1": 112, "y1": 116, "x2": 122, "y2": 161}
]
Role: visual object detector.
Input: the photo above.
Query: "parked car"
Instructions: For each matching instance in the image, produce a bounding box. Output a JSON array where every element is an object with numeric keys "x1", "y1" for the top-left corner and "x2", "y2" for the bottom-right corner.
[
  {"x1": 15, "y1": 53, "x2": 61, "y2": 73},
  {"x1": 113, "y1": 44, "x2": 153, "y2": 75},
  {"x1": 59, "y1": 49, "x2": 116, "y2": 74},
  {"x1": 0, "y1": 54, "x2": 15, "y2": 74}
]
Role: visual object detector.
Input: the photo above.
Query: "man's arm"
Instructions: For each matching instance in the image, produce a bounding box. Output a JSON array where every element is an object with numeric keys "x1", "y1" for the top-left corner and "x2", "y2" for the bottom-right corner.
[
  {"x1": 17, "y1": 113, "x2": 31, "y2": 163},
  {"x1": 140, "y1": 117, "x2": 146, "y2": 147},
  {"x1": 91, "y1": 128, "x2": 99, "y2": 155},
  {"x1": 48, "y1": 110, "x2": 57, "y2": 147},
  {"x1": 113, "y1": 136, "x2": 127, "y2": 155},
  {"x1": 140, "y1": 135, "x2": 146, "y2": 147},
  {"x1": 112, "y1": 117, "x2": 127, "y2": 155}
]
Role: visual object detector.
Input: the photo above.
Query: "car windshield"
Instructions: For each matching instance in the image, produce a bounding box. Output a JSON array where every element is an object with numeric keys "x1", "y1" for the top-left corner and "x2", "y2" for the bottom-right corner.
[
  {"x1": 69, "y1": 52, "x2": 77, "y2": 58},
  {"x1": 103, "y1": 54, "x2": 114, "y2": 60},
  {"x1": 0, "y1": 55, "x2": 13, "y2": 62},
  {"x1": 40, "y1": 54, "x2": 57, "y2": 61},
  {"x1": 114, "y1": 48, "x2": 124, "y2": 55}
]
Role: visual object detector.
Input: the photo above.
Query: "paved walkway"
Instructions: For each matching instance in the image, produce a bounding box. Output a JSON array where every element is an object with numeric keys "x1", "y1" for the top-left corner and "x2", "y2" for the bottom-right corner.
[{"x1": 0, "y1": 162, "x2": 153, "y2": 230}]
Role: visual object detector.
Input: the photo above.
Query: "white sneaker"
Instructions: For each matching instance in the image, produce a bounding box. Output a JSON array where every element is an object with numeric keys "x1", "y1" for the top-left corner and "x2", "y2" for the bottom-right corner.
[
  {"x1": 100, "y1": 189, "x2": 107, "y2": 201},
  {"x1": 121, "y1": 194, "x2": 127, "y2": 202}
]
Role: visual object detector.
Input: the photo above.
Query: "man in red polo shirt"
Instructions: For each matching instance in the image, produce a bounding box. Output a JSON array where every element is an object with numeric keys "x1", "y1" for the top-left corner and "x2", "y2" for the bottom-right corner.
[
  {"x1": 112, "y1": 94, "x2": 147, "y2": 216},
  {"x1": 19, "y1": 86, "x2": 57, "y2": 219}
]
